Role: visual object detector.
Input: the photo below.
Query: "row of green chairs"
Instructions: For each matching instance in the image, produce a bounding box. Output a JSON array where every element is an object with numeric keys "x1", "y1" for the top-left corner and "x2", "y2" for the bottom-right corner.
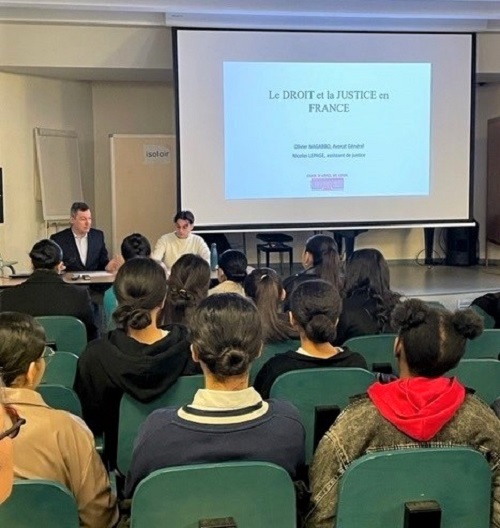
[
  {"x1": 1, "y1": 448, "x2": 491, "y2": 528},
  {"x1": 345, "y1": 329, "x2": 500, "y2": 374},
  {"x1": 39, "y1": 355, "x2": 500, "y2": 470},
  {"x1": 35, "y1": 315, "x2": 87, "y2": 356}
]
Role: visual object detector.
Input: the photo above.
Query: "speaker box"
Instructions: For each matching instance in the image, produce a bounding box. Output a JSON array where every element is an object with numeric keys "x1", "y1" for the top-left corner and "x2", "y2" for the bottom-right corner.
[{"x1": 445, "y1": 224, "x2": 478, "y2": 266}]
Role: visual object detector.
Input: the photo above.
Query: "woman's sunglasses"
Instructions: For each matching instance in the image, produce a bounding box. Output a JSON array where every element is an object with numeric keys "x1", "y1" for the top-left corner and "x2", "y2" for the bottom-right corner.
[{"x1": 0, "y1": 405, "x2": 26, "y2": 441}]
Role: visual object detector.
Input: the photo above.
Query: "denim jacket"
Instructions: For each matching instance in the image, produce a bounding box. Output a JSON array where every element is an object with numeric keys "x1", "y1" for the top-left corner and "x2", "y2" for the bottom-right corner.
[{"x1": 305, "y1": 392, "x2": 500, "y2": 528}]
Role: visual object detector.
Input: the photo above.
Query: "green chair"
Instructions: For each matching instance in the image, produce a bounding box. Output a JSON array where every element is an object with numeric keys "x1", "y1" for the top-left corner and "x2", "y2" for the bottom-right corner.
[
  {"x1": 269, "y1": 368, "x2": 375, "y2": 461},
  {"x1": 465, "y1": 329, "x2": 500, "y2": 359},
  {"x1": 130, "y1": 462, "x2": 296, "y2": 528},
  {"x1": 448, "y1": 359, "x2": 500, "y2": 405},
  {"x1": 35, "y1": 316, "x2": 87, "y2": 356},
  {"x1": 117, "y1": 375, "x2": 204, "y2": 475},
  {"x1": 424, "y1": 300, "x2": 447, "y2": 310},
  {"x1": 103, "y1": 287, "x2": 117, "y2": 331},
  {"x1": 0, "y1": 479, "x2": 79, "y2": 527},
  {"x1": 41, "y1": 351, "x2": 79, "y2": 387},
  {"x1": 250, "y1": 339, "x2": 300, "y2": 383},
  {"x1": 343, "y1": 334, "x2": 398, "y2": 374},
  {"x1": 336, "y1": 448, "x2": 491, "y2": 528},
  {"x1": 470, "y1": 304, "x2": 496, "y2": 329},
  {"x1": 37, "y1": 384, "x2": 83, "y2": 417}
]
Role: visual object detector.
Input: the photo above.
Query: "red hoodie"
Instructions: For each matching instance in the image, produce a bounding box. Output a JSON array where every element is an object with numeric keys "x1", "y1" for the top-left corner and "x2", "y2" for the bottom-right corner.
[{"x1": 367, "y1": 377, "x2": 466, "y2": 441}]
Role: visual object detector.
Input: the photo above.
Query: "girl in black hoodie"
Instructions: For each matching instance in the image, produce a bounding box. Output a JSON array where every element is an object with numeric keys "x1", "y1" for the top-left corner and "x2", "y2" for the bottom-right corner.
[{"x1": 74, "y1": 257, "x2": 201, "y2": 465}]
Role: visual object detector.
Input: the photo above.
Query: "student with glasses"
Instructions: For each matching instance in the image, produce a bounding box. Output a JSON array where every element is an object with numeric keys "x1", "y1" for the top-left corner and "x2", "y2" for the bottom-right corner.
[{"x1": 0, "y1": 312, "x2": 118, "y2": 528}]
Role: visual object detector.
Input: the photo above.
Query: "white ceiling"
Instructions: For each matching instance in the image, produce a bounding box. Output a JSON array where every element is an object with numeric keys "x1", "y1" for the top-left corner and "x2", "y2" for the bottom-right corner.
[
  {"x1": 2, "y1": 0, "x2": 500, "y2": 31},
  {"x1": 1, "y1": 1, "x2": 499, "y2": 82}
]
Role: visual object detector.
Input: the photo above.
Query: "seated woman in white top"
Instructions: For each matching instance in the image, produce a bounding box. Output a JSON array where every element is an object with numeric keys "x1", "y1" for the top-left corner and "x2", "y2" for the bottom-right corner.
[
  {"x1": 152, "y1": 210, "x2": 210, "y2": 272},
  {"x1": 208, "y1": 250, "x2": 248, "y2": 297},
  {"x1": 0, "y1": 312, "x2": 117, "y2": 528}
]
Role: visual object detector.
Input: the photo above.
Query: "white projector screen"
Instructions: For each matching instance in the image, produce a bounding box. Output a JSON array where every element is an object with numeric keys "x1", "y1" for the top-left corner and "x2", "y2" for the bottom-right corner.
[{"x1": 174, "y1": 29, "x2": 474, "y2": 231}]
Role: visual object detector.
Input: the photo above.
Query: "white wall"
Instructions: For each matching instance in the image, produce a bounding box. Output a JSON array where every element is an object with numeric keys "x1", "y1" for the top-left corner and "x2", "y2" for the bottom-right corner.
[
  {"x1": 0, "y1": 72, "x2": 94, "y2": 270},
  {"x1": 1, "y1": 25, "x2": 500, "y2": 265},
  {"x1": 92, "y1": 82, "x2": 175, "y2": 252}
]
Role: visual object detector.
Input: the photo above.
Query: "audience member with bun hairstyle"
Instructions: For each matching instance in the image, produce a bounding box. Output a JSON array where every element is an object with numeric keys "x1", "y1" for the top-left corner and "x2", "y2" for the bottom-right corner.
[
  {"x1": 0, "y1": 239, "x2": 98, "y2": 340},
  {"x1": 125, "y1": 293, "x2": 305, "y2": 497},
  {"x1": 162, "y1": 254, "x2": 211, "y2": 325},
  {"x1": 0, "y1": 312, "x2": 118, "y2": 527},
  {"x1": 120, "y1": 233, "x2": 151, "y2": 261},
  {"x1": 244, "y1": 267, "x2": 297, "y2": 343},
  {"x1": 307, "y1": 299, "x2": 500, "y2": 528},
  {"x1": 74, "y1": 257, "x2": 200, "y2": 465},
  {"x1": 254, "y1": 280, "x2": 367, "y2": 399},
  {"x1": 208, "y1": 249, "x2": 248, "y2": 297},
  {"x1": 103, "y1": 233, "x2": 153, "y2": 327},
  {"x1": 334, "y1": 248, "x2": 401, "y2": 345},
  {"x1": 283, "y1": 234, "x2": 341, "y2": 311}
]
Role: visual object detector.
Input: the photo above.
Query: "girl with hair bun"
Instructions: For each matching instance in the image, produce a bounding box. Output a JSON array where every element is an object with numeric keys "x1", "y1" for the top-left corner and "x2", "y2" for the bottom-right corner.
[
  {"x1": 283, "y1": 234, "x2": 341, "y2": 311},
  {"x1": 208, "y1": 249, "x2": 248, "y2": 297},
  {"x1": 0, "y1": 238, "x2": 98, "y2": 340},
  {"x1": 75, "y1": 258, "x2": 200, "y2": 465},
  {"x1": 162, "y1": 254, "x2": 211, "y2": 325},
  {"x1": 125, "y1": 293, "x2": 306, "y2": 497},
  {"x1": 307, "y1": 300, "x2": 500, "y2": 528},
  {"x1": 254, "y1": 280, "x2": 367, "y2": 399}
]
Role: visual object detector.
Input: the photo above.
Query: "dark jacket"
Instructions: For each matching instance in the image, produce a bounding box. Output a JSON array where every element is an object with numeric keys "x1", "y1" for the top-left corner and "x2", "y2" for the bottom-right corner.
[
  {"x1": 51, "y1": 228, "x2": 109, "y2": 272},
  {"x1": 334, "y1": 293, "x2": 381, "y2": 345},
  {"x1": 0, "y1": 269, "x2": 98, "y2": 340},
  {"x1": 283, "y1": 268, "x2": 319, "y2": 311},
  {"x1": 74, "y1": 325, "x2": 200, "y2": 463},
  {"x1": 253, "y1": 346, "x2": 368, "y2": 399}
]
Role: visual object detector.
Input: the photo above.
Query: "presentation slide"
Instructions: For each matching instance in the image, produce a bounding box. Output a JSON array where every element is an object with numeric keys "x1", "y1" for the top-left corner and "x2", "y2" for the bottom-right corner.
[
  {"x1": 224, "y1": 62, "x2": 431, "y2": 200},
  {"x1": 174, "y1": 30, "x2": 473, "y2": 229}
]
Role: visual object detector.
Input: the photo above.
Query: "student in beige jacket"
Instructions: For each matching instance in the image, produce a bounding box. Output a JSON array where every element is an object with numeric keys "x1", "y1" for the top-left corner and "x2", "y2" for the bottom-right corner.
[{"x1": 0, "y1": 312, "x2": 118, "y2": 528}]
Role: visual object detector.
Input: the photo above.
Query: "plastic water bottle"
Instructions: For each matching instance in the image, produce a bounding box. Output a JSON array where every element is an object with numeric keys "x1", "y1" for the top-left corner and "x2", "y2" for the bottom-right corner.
[{"x1": 210, "y1": 243, "x2": 218, "y2": 271}]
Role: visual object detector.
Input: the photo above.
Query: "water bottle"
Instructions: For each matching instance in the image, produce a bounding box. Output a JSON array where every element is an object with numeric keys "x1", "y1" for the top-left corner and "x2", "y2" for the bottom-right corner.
[{"x1": 210, "y1": 243, "x2": 218, "y2": 271}]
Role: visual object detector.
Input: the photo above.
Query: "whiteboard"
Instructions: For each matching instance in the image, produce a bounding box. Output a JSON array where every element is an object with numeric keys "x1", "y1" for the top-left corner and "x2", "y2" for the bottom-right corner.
[{"x1": 35, "y1": 127, "x2": 84, "y2": 221}]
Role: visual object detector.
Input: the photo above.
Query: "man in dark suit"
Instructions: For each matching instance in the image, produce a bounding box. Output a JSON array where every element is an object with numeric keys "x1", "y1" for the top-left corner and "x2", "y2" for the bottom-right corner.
[
  {"x1": 0, "y1": 239, "x2": 98, "y2": 341},
  {"x1": 50, "y1": 202, "x2": 120, "y2": 273}
]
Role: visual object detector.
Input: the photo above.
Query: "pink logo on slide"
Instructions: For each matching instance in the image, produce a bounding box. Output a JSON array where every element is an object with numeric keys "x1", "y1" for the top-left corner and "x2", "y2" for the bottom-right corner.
[{"x1": 311, "y1": 177, "x2": 344, "y2": 191}]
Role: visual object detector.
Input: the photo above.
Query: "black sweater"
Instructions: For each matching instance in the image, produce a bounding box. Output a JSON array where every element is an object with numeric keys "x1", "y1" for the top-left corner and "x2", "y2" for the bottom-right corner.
[
  {"x1": 74, "y1": 325, "x2": 200, "y2": 463},
  {"x1": 253, "y1": 346, "x2": 367, "y2": 399}
]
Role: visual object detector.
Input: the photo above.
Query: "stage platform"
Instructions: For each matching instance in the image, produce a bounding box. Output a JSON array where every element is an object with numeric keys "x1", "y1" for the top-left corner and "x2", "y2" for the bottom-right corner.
[
  {"x1": 383, "y1": 262, "x2": 500, "y2": 311},
  {"x1": 271, "y1": 261, "x2": 500, "y2": 312}
]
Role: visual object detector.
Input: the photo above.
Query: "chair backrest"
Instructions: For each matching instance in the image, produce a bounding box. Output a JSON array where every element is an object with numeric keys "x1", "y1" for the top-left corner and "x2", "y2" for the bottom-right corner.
[
  {"x1": 343, "y1": 334, "x2": 398, "y2": 374},
  {"x1": 464, "y1": 329, "x2": 500, "y2": 359},
  {"x1": 269, "y1": 368, "x2": 375, "y2": 461},
  {"x1": 41, "y1": 351, "x2": 79, "y2": 387},
  {"x1": 37, "y1": 384, "x2": 83, "y2": 417},
  {"x1": 448, "y1": 359, "x2": 500, "y2": 404},
  {"x1": 0, "y1": 479, "x2": 79, "y2": 527},
  {"x1": 470, "y1": 304, "x2": 496, "y2": 329},
  {"x1": 336, "y1": 448, "x2": 491, "y2": 528},
  {"x1": 117, "y1": 375, "x2": 205, "y2": 475},
  {"x1": 35, "y1": 316, "x2": 87, "y2": 356},
  {"x1": 130, "y1": 461, "x2": 296, "y2": 528},
  {"x1": 250, "y1": 339, "x2": 300, "y2": 383},
  {"x1": 103, "y1": 287, "x2": 117, "y2": 331}
]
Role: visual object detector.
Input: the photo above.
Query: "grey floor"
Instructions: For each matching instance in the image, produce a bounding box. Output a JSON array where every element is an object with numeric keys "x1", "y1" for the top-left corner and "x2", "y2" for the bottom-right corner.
[{"x1": 265, "y1": 261, "x2": 500, "y2": 311}]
